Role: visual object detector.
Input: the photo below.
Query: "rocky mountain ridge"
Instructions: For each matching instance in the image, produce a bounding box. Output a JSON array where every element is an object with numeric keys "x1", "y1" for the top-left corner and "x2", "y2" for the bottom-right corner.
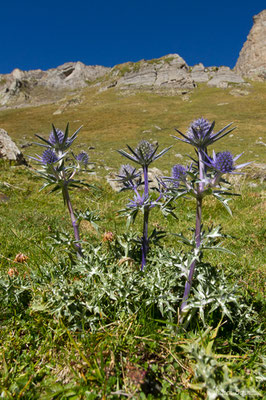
[
  {"x1": 0, "y1": 10, "x2": 265, "y2": 109},
  {"x1": 107, "y1": 55, "x2": 245, "y2": 91},
  {"x1": 0, "y1": 55, "x2": 247, "y2": 109}
]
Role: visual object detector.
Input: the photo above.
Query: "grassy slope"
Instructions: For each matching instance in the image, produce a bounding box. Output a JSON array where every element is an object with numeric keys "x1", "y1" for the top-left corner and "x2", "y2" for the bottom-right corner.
[
  {"x1": 0, "y1": 82, "x2": 265, "y2": 287},
  {"x1": 0, "y1": 82, "x2": 265, "y2": 168},
  {"x1": 0, "y1": 83, "x2": 265, "y2": 398}
]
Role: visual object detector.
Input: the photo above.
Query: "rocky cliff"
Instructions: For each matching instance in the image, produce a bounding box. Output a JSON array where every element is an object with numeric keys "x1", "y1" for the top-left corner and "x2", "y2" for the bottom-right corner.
[
  {"x1": 0, "y1": 55, "x2": 246, "y2": 108},
  {"x1": 0, "y1": 62, "x2": 110, "y2": 107},
  {"x1": 107, "y1": 55, "x2": 244, "y2": 92},
  {"x1": 2, "y1": 8, "x2": 266, "y2": 110},
  {"x1": 235, "y1": 10, "x2": 266, "y2": 80}
]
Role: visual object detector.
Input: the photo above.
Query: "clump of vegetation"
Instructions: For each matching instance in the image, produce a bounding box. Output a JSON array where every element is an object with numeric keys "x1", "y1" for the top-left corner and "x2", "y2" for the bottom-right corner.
[
  {"x1": 0, "y1": 77, "x2": 7, "y2": 86},
  {"x1": 169, "y1": 118, "x2": 250, "y2": 321},
  {"x1": 112, "y1": 62, "x2": 134, "y2": 77},
  {"x1": 30, "y1": 124, "x2": 94, "y2": 257},
  {"x1": 117, "y1": 140, "x2": 171, "y2": 269},
  {"x1": 161, "y1": 56, "x2": 175, "y2": 64}
]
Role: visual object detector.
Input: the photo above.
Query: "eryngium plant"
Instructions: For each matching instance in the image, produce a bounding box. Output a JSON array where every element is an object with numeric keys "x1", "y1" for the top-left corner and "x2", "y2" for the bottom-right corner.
[
  {"x1": 117, "y1": 140, "x2": 171, "y2": 270},
  {"x1": 171, "y1": 118, "x2": 251, "y2": 321},
  {"x1": 30, "y1": 124, "x2": 93, "y2": 257}
]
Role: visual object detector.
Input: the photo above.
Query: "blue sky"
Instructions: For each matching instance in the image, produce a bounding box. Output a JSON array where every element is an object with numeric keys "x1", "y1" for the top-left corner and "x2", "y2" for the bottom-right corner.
[{"x1": 0, "y1": 1, "x2": 265, "y2": 73}]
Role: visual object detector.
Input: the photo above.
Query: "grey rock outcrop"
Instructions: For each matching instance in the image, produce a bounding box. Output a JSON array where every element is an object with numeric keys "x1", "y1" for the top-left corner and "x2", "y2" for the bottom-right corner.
[
  {"x1": 111, "y1": 54, "x2": 196, "y2": 92},
  {"x1": 235, "y1": 10, "x2": 266, "y2": 80},
  {"x1": 191, "y1": 64, "x2": 210, "y2": 82},
  {"x1": 207, "y1": 66, "x2": 244, "y2": 88},
  {"x1": 39, "y1": 61, "x2": 110, "y2": 88},
  {"x1": 0, "y1": 68, "x2": 31, "y2": 106},
  {"x1": 0, "y1": 128, "x2": 27, "y2": 164},
  {"x1": 104, "y1": 55, "x2": 245, "y2": 93},
  {"x1": 0, "y1": 62, "x2": 111, "y2": 107},
  {"x1": 190, "y1": 64, "x2": 244, "y2": 87}
]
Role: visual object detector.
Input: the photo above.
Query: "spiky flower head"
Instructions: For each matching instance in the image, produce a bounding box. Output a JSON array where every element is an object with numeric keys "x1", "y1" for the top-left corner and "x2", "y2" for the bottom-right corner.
[
  {"x1": 173, "y1": 118, "x2": 235, "y2": 149},
  {"x1": 204, "y1": 150, "x2": 251, "y2": 174},
  {"x1": 164, "y1": 164, "x2": 187, "y2": 188},
  {"x1": 187, "y1": 118, "x2": 212, "y2": 141},
  {"x1": 118, "y1": 140, "x2": 171, "y2": 167},
  {"x1": 135, "y1": 140, "x2": 156, "y2": 163},
  {"x1": 172, "y1": 164, "x2": 187, "y2": 181},
  {"x1": 127, "y1": 192, "x2": 146, "y2": 208},
  {"x1": 34, "y1": 123, "x2": 82, "y2": 152},
  {"x1": 41, "y1": 149, "x2": 58, "y2": 165},
  {"x1": 118, "y1": 164, "x2": 141, "y2": 181},
  {"x1": 119, "y1": 164, "x2": 135, "y2": 178},
  {"x1": 116, "y1": 164, "x2": 141, "y2": 189},
  {"x1": 49, "y1": 129, "x2": 65, "y2": 146},
  {"x1": 76, "y1": 151, "x2": 89, "y2": 165},
  {"x1": 213, "y1": 151, "x2": 234, "y2": 173}
]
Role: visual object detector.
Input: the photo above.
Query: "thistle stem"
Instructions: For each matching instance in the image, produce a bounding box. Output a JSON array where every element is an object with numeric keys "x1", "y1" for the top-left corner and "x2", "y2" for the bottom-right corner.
[
  {"x1": 198, "y1": 149, "x2": 205, "y2": 192},
  {"x1": 141, "y1": 165, "x2": 149, "y2": 271},
  {"x1": 179, "y1": 149, "x2": 204, "y2": 319},
  {"x1": 143, "y1": 165, "x2": 149, "y2": 198},
  {"x1": 63, "y1": 185, "x2": 83, "y2": 258},
  {"x1": 141, "y1": 207, "x2": 149, "y2": 271},
  {"x1": 180, "y1": 197, "x2": 202, "y2": 314}
]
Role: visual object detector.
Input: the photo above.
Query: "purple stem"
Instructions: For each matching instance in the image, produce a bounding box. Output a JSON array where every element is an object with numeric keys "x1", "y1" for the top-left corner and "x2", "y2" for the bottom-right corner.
[
  {"x1": 179, "y1": 149, "x2": 204, "y2": 317},
  {"x1": 198, "y1": 149, "x2": 205, "y2": 192},
  {"x1": 212, "y1": 171, "x2": 222, "y2": 187},
  {"x1": 180, "y1": 197, "x2": 202, "y2": 313},
  {"x1": 63, "y1": 185, "x2": 83, "y2": 258},
  {"x1": 141, "y1": 209, "x2": 149, "y2": 270},
  {"x1": 141, "y1": 165, "x2": 149, "y2": 271}
]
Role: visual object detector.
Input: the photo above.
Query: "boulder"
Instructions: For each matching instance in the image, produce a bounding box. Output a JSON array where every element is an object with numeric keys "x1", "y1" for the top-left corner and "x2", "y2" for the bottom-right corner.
[
  {"x1": 0, "y1": 129, "x2": 27, "y2": 164},
  {"x1": 235, "y1": 10, "x2": 266, "y2": 80}
]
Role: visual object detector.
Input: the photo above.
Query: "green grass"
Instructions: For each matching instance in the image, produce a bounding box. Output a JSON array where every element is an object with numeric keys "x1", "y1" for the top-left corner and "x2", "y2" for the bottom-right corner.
[
  {"x1": 0, "y1": 83, "x2": 265, "y2": 398},
  {"x1": 0, "y1": 82, "x2": 265, "y2": 170}
]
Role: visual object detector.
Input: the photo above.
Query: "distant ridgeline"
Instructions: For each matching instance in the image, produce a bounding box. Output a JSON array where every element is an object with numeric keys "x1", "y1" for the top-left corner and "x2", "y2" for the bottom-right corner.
[{"x1": 0, "y1": 10, "x2": 265, "y2": 108}]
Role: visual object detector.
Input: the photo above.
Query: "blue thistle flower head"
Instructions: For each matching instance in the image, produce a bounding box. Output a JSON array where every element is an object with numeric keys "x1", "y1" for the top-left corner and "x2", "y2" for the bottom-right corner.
[
  {"x1": 119, "y1": 164, "x2": 135, "y2": 178},
  {"x1": 128, "y1": 192, "x2": 146, "y2": 208},
  {"x1": 172, "y1": 164, "x2": 187, "y2": 180},
  {"x1": 116, "y1": 164, "x2": 141, "y2": 189},
  {"x1": 187, "y1": 118, "x2": 212, "y2": 141},
  {"x1": 118, "y1": 140, "x2": 171, "y2": 167},
  {"x1": 49, "y1": 129, "x2": 65, "y2": 146},
  {"x1": 41, "y1": 149, "x2": 58, "y2": 165},
  {"x1": 213, "y1": 151, "x2": 234, "y2": 173},
  {"x1": 135, "y1": 140, "x2": 156, "y2": 164},
  {"x1": 34, "y1": 123, "x2": 82, "y2": 152},
  {"x1": 165, "y1": 164, "x2": 188, "y2": 188},
  {"x1": 76, "y1": 151, "x2": 89, "y2": 165},
  {"x1": 204, "y1": 150, "x2": 251, "y2": 175},
  {"x1": 173, "y1": 118, "x2": 235, "y2": 149}
]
